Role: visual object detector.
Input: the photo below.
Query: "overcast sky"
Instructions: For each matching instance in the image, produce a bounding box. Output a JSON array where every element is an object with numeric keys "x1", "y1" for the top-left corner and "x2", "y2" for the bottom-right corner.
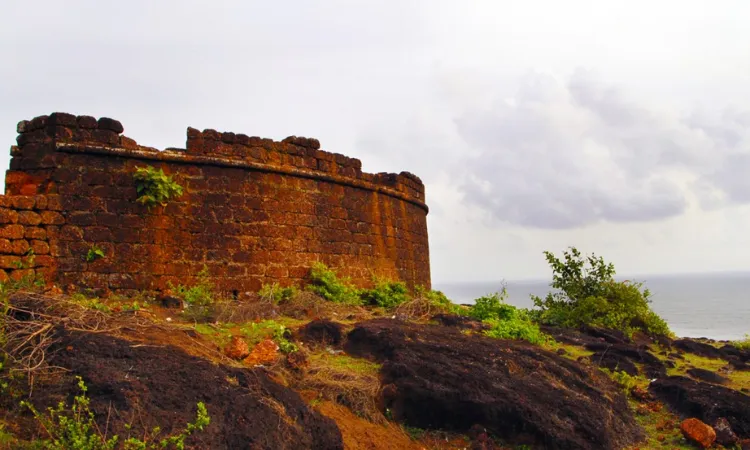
[{"x1": 2, "y1": 1, "x2": 749, "y2": 282}]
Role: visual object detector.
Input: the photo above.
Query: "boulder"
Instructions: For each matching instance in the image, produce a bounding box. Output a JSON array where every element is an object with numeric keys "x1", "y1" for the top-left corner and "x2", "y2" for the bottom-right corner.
[
  {"x1": 585, "y1": 342, "x2": 667, "y2": 378},
  {"x1": 673, "y1": 339, "x2": 724, "y2": 359},
  {"x1": 650, "y1": 376, "x2": 750, "y2": 439},
  {"x1": 687, "y1": 367, "x2": 729, "y2": 385},
  {"x1": 680, "y1": 418, "x2": 716, "y2": 448},
  {"x1": 223, "y1": 336, "x2": 250, "y2": 360},
  {"x1": 345, "y1": 319, "x2": 643, "y2": 450},
  {"x1": 244, "y1": 338, "x2": 280, "y2": 366},
  {"x1": 42, "y1": 329, "x2": 343, "y2": 449},
  {"x1": 297, "y1": 319, "x2": 344, "y2": 348}
]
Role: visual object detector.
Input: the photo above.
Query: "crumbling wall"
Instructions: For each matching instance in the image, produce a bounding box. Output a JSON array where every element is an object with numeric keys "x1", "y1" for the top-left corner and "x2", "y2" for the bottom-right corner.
[{"x1": 1, "y1": 113, "x2": 430, "y2": 297}]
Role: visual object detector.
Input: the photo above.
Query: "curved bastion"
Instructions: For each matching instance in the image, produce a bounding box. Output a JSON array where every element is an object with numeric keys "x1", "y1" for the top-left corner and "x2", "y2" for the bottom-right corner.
[{"x1": 0, "y1": 112, "x2": 430, "y2": 297}]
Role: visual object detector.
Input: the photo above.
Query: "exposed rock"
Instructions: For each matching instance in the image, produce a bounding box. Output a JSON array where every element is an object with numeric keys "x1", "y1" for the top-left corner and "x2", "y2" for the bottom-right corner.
[
  {"x1": 432, "y1": 313, "x2": 489, "y2": 331},
  {"x1": 244, "y1": 338, "x2": 280, "y2": 366},
  {"x1": 680, "y1": 418, "x2": 716, "y2": 448},
  {"x1": 297, "y1": 319, "x2": 344, "y2": 348},
  {"x1": 673, "y1": 339, "x2": 724, "y2": 359},
  {"x1": 41, "y1": 329, "x2": 343, "y2": 449},
  {"x1": 722, "y1": 344, "x2": 750, "y2": 362},
  {"x1": 345, "y1": 319, "x2": 643, "y2": 450},
  {"x1": 714, "y1": 417, "x2": 739, "y2": 446},
  {"x1": 650, "y1": 376, "x2": 750, "y2": 439},
  {"x1": 97, "y1": 117, "x2": 124, "y2": 134},
  {"x1": 580, "y1": 325, "x2": 630, "y2": 344},
  {"x1": 159, "y1": 294, "x2": 184, "y2": 309},
  {"x1": 585, "y1": 342, "x2": 667, "y2": 378},
  {"x1": 223, "y1": 336, "x2": 250, "y2": 360},
  {"x1": 687, "y1": 367, "x2": 729, "y2": 385}
]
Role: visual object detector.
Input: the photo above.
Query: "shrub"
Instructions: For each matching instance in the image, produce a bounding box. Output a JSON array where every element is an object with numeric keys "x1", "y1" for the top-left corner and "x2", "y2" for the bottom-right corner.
[
  {"x1": 239, "y1": 320, "x2": 298, "y2": 353},
  {"x1": 133, "y1": 166, "x2": 183, "y2": 209},
  {"x1": 395, "y1": 286, "x2": 463, "y2": 319},
  {"x1": 733, "y1": 334, "x2": 750, "y2": 350},
  {"x1": 169, "y1": 266, "x2": 214, "y2": 322},
  {"x1": 21, "y1": 377, "x2": 119, "y2": 450},
  {"x1": 360, "y1": 278, "x2": 409, "y2": 309},
  {"x1": 467, "y1": 290, "x2": 516, "y2": 321},
  {"x1": 258, "y1": 283, "x2": 298, "y2": 304},
  {"x1": 22, "y1": 377, "x2": 210, "y2": 450},
  {"x1": 469, "y1": 291, "x2": 547, "y2": 345},
  {"x1": 599, "y1": 368, "x2": 641, "y2": 393},
  {"x1": 305, "y1": 263, "x2": 362, "y2": 305},
  {"x1": 531, "y1": 247, "x2": 672, "y2": 337}
]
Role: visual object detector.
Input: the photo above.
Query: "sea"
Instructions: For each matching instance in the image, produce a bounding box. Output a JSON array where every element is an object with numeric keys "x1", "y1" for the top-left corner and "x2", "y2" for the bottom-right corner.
[{"x1": 434, "y1": 271, "x2": 750, "y2": 341}]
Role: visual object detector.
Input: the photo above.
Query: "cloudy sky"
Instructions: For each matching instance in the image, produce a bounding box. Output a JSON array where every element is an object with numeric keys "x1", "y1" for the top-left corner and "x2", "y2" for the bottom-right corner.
[{"x1": 2, "y1": 1, "x2": 749, "y2": 282}]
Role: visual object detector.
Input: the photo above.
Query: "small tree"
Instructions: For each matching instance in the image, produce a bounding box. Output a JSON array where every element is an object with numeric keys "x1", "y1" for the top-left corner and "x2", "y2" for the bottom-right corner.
[{"x1": 531, "y1": 247, "x2": 671, "y2": 337}]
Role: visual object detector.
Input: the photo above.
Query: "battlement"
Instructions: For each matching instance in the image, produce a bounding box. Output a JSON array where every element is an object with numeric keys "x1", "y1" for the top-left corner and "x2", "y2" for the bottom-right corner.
[
  {"x1": 4, "y1": 112, "x2": 431, "y2": 296},
  {"x1": 14, "y1": 113, "x2": 426, "y2": 209}
]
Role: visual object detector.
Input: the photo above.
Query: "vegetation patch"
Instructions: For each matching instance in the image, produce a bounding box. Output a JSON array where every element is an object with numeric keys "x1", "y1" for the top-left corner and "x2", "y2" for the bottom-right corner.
[
  {"x1": 466, "y1": 291, "x2": 548, "y2": 345},
  {"x1": 306, "y1": 263, "x2": 363, "y2": 305},
  {"x1": 169, "y1": 266, "x2": 215, "y2": 322},
  {"x1": 296, "y1": 351, "x2": 383, "y2": 423},
  {"x1": 133, "y1": 166, "x2": 183, "y2": 209},
  {"x1": 530, "y1": 247, "x2": 672, "y2": 338}
]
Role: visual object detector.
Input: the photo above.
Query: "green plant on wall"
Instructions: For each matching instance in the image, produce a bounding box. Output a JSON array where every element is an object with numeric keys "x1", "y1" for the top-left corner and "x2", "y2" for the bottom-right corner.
[
  {"x1": 133, "y1": 166, "x2": 183, "y2": 209},
  {"x1": 85, "y1": 246, "x2": 105, "y2": 263}
]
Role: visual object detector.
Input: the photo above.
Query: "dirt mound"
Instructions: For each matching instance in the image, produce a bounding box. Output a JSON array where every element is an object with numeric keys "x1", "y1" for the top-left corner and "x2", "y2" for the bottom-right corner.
[
  {"x1": 650, "y1": 376, "x2": 750, "y2": 439},
  {"x1": 345, "y1": 319, "x2": 643, "y2": 450},
  {"x1": 585, "y1": 342, "x2": 667, "y2": 378},
  {"x1": 32, "y1": 329, "x2": 343, "y2": 450},
  {"x1": 298, "y1": 319, "x2": 345, "y2": 348}
]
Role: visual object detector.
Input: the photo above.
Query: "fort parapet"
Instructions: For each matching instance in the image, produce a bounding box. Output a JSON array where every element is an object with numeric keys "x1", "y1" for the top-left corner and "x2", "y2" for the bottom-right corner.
[{"x1": 1, "y1": 112, "x2": 430, "y2": 296}]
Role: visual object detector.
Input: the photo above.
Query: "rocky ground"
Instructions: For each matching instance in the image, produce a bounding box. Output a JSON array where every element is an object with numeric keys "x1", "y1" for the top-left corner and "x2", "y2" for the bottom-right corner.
[{"x1": 1, "y1": 292, "x2": 749, "y2": 449}]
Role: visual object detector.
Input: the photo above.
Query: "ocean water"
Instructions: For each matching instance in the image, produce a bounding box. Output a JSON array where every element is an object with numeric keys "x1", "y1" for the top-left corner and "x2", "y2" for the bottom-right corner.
[{"x1": 434, "y1": 272, "x2": 750, "y2": 341}]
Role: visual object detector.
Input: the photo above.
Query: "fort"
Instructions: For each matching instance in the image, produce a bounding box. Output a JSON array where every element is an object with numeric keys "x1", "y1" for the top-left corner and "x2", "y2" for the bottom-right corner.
[{"x1": 0, "y1": 112, "x2": 430, "y2": 297}]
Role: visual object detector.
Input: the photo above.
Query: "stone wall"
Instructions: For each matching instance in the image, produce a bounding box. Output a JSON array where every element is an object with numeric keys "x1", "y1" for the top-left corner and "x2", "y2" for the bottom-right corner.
[{"x1": 2, "y1": 112, "x2": 430, "y2": 297}]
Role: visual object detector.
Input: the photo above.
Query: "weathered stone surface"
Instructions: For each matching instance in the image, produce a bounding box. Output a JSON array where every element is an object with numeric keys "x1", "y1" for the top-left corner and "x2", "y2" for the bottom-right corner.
[
  {"x1": 650, "y1": 376, "x2": 750, "y2": 439},
  {"x1": 345, "y1": 319, "x2": 644, "y2": 450},
  {"x1": 96, "y1": 117, "x2": 124, "y2": 133},
  {"x1": 687, "y1": 367, "x2": 729, "y2": 385},
  {"x1": 244, "y1": 339, "x2": 279, "y2": 366},
  {"x1": 77, "y1": 115, "x2": 98, "y2": 129},
  {"x1": 680, "y1": 418, "x2": 716, "y2": 448},
  {"x1": 715, "y1": 417, "x2": 740, "y2": 446},
  {"x1": 0, "y1": 113, "x2": 430, "y2": 295},
  {"x1": 224, "y1": 336, "x2": 251, "y2": 360}
]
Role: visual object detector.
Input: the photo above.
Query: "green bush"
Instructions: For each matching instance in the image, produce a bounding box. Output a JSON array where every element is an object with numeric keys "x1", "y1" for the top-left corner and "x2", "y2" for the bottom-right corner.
[
  {"x1": 238, "y1": 320, "x2": 298, "y2": 354},
  {"x1": 469, "y1": 291, "x2": 547, "y2": 345},
  {"x1": 22, "y1": 377, "x2": 210, "y2": 450},
  {"x1": 733, "y1": 334, "x2": 750, "y2": 350},
  {"x1": 414, "y1": 286, "x2": 463, "y2": 315},
  {"x1": 531, "y1": 247, "x2": 672, "y2": 337},
  {"x1": 360, "y1": 279, "x2": 409, "y2": 308},
  {"x1": 305, "y1": 263, "x2": 362, "y2": 305},
  {"x1": 258, "y1": 283, "x2": 298, "y2": 304},
  {"x1": 21, "y1": 377, "x2": 119, "y2": 450},
  {"x1": 169, "y1": 266, "x2": 214, "y2": 322},
  {"x1": 133, "y1": 166, "x2": 183, "y2": 209},
  {"x1": 467, "y1": 291, "x2": 516, "y2": 321},
  {"x1": 599, "y1": 368, "x2": 640, "y2": 393}
]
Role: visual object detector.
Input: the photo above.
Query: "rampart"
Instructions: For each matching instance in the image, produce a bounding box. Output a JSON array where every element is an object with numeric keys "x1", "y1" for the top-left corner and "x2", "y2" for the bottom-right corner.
[{"x1": 1, "y1": 112, "x2": 430, "y2": 297}]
